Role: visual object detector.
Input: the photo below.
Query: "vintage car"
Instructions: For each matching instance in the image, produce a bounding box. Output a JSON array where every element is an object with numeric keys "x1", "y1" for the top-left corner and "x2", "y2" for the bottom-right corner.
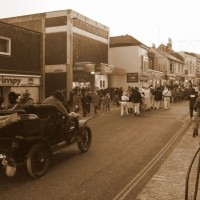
[{"x1": 0, "y1": 104, "x2": 92, "y2": 178}]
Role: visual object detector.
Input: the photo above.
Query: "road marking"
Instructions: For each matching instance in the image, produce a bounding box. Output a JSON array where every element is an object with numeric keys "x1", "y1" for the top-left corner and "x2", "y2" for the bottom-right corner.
[{"x1": 112, "y1": 118, "x2": 189, "y2": 200}]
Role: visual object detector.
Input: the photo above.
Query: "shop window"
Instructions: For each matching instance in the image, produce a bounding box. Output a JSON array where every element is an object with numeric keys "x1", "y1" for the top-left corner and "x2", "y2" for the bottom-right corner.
[
  {"x1": 0, "y1": 36, "x2": 11, "y2": 55},
  {"x1": 100, "y1": 80, "x2": 105, "y2": 88}
]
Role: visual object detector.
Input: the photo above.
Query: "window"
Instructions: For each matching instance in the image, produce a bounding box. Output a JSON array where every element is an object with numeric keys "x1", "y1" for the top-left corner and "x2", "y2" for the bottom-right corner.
[
  {"x1": 100, "y1": 80, "x2": 105, "y2": 88},
  {"x1": 141, "y1": 56, "x2": 149, "y2": 72},
  {"x1": 0, "y1": 36, "x2": 11, "y2": 55},
  {"x1": 170, "y1": 63, "x2": 174, "y2": 72}
]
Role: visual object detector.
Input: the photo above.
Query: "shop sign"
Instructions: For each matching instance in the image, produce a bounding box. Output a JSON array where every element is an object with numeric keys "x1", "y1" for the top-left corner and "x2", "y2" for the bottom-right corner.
[
  {"x1": 74, "y1": 63, "x2": 95, "y2": 73},
  {"x1": 96, "y1": 64, "x2": 113, "y2": 74},
  {"x1": 127, "y1": 73, "x2": 139, "y2": 83},
  {"x1": 45, "y1": 65, "x2": 66, "y2": 73},
  {"x1": 139, "y1": 74, "x2": 149, "y2": 82},
  {"x1": 0, "y1": 75, "x2": 40, "y2": 86}
]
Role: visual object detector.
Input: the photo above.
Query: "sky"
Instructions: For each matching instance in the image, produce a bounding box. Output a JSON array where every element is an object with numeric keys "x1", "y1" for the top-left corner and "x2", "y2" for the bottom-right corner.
[{"x1": 0, "y1": 0, "x2": 200, "y2": 53}]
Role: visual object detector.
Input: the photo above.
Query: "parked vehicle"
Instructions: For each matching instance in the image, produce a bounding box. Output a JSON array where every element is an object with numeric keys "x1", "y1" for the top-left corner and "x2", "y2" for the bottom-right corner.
[{"x1": 0, "y1": 104, "x2": 92, "y2": 178}]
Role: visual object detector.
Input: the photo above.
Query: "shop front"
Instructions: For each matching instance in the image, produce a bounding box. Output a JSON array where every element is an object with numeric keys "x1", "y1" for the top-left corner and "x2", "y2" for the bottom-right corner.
[
  {"x1": 148, "y1": 69, "x2": 164, "y2": 88},
  {"x1": 73, "y1": 62, "x2": 95, "y2": 90},
  {"x1": 95, "y1": 63, "x2": 114, "y2": 90},
  {"x1": 139, "y1": 73, "x2": 149, "y2": 88},
  {"x1": 166, "y1": 73, "x2": 177, "y2": 85},
  {"x1": 0, "y1": 73, "x2": 41, "y2": 107},
  {"x1": 185, "y1": 75, "x2": 196, "y2": 87},
  {"x1": 73, "y1": 62, "x2": 113, "y2": 91}
]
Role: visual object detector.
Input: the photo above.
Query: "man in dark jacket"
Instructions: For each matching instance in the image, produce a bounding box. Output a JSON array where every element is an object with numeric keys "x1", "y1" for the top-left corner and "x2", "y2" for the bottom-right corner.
[
  {"x1": 81, "y1": 92, "x2": 87, "y2": 117},
  {"x1": 189, "y1": 88, "x2": 198, "y2": 119},
  {"x1": 132, "y1": 87, "x2": 142, "y2": 116},
  {"x1": 154, "y1": 87, "x2": 163, "y2": 109}
]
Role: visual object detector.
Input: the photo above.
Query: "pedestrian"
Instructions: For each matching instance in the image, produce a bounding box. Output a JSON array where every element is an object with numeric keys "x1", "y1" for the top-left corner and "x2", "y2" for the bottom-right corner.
[
  {"x1": 132, "y1": 87, "x2": 142, "y2": 116},
  {"x1": 127, "y1": 91, "x2": 133, "y2": 114},
  {"x1": 72, "y1": 92, "x2": 80, "y2": 112},
  {"x1": 193, "y1": 93, "x2": 200, "y2": 117},
  {"x1": 81, "y1": 92, "x2": 87, "y2": 117},
  {"x1": 104, "y1": 92, "x2": 111, "y2": 111},
  {"x1": 85, "y1": 92, "x2": 92, "y2": 113},
  {"x1": 191, "y1": 111, "x2": 199, "y2": 137},
  {"x1": 154, "y1": 87, "x2": 163, "y2": 109},
  {"x1": 101, "y1": 95, "x2": 106, "y2": 111},
  {"x1": 92, "y1": 91, "x2": 99, "y2": 114},
  {"x1": 150, "y1": 86, "x2": 155, "y2": 109},
  {"x1": 143, "y1": 87, "x2": 151, "y2": 111},
  {"x1": 188, "y1": 88, "x2": 198, "y2": 119},
  {"x1": 162, "y1": 86, "x2": 172, "y2": 110},
  {"x1": 120, "y1": 92, "x2": 129, "y2": 116}
]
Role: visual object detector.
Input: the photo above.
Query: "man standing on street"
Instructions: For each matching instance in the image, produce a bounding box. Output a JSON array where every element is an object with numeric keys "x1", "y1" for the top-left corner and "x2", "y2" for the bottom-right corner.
[
  {"x1": 120, "y1": 92, "x2": 129, "y2": 116},
  {"x1": 162, "y1": 86, "x2": 172, "y2": 110},
  {"x1": 188, "y1": 87, "x2": 198, "y2": 119}
]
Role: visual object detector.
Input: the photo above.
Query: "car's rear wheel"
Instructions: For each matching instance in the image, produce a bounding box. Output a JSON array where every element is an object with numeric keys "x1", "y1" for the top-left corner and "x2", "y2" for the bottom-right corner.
[
  {"x1": 27, "y1": 143, "x2": 50, "y2": 178},
  {"x1": 77, "y1": 126, "x2": 92, "y2": 153}
]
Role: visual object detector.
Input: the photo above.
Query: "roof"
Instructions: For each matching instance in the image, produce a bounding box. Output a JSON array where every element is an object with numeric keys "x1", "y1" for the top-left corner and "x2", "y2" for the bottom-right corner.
[
  {"x1": 180, "y1": 51, "x2": 197, "y2": 57},
  {"x1": 157, "y1": 50, "x2": 185, "y2": 63},
  {"x1": 110, "y1": 34, "x2": 149, "y2": 49}
]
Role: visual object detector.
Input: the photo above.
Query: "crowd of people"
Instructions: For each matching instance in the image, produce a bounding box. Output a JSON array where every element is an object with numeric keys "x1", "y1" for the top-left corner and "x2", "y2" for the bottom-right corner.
[
  {"x1": 0, "y1": 83, "x2": 200, "y2": 123},
  {"x1": 0, "y1": 90, "x2": 35, "y2": 110},
  {"x1": 66, "y1": 83, "x2": 200, "y2": 119}
]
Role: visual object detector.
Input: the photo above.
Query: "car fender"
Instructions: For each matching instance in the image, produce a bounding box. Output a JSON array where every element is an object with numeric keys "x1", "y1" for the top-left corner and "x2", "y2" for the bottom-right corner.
[{"x1": 78, "y1": 116, "x2": 93, "y2": 130}]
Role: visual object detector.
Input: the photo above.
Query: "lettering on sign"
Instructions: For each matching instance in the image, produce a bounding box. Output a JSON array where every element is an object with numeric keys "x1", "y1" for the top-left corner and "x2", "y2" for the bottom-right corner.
[
  {"x1": 0, "y1": 76, "x2": 21, "y2": 86},
  {"x1": 0, "y1": 75, "x2": 40, "y2": 86}
]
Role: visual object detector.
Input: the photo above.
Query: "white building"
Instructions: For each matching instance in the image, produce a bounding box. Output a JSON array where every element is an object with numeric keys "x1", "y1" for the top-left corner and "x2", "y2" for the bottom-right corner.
[
  {"x1": 178, "y1": 51, "x2": 197, "y2": 85},
  {"x1": 109, "y1": 35, "x2": 149, "y2": 90}
]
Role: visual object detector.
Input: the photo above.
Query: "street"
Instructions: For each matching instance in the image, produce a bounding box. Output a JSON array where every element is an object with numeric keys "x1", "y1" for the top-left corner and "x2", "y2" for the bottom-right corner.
[{"x1": 0, "y1": 100, "x2": 190, "y2": 200}]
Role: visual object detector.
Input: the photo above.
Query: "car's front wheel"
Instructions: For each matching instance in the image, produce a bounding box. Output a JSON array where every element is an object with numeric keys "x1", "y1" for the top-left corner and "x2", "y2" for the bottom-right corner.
[
  {"x1": 77, "y1": 126, "x2": 92, "y2": 153},
  {"x1": 27, "y1": 143, "x2": 51, "y2": 178}
]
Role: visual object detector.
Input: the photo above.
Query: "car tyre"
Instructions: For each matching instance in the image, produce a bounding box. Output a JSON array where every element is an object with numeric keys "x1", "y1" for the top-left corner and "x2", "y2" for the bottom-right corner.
[
  {"x1": 77, "y1": 126, "x2": 92, "y2": 153},
  {"x1": 27, "y1": 143, "x2": 51, "y2": 178}
]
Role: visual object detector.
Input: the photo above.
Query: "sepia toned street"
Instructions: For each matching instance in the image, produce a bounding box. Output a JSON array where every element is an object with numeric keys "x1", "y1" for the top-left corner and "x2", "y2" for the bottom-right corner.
[{"x1": 0, "y1": 100, "x2": 196, "y2": 200}]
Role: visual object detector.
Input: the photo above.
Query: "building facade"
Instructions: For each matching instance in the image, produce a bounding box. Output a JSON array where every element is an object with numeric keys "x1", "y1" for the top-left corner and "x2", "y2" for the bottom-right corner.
[
  {"x1": 109, "y1": 35, "x2": 149, "y2": 90},
  {"x1": 178, "y1": 51, "x2": 197, "y2": 86},
  {"x1": 2, "y1": 9, "x2": 110, "y2": 99},
  {"x1": 0, "y1": 21, "x2": 42, "y2": 106}
]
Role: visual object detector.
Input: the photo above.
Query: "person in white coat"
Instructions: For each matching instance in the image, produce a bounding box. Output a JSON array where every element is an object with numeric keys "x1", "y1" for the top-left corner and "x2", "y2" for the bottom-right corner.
[
  {"x1": 143, "y1": 87, "x2": 151, "y2": 111},
  {"x1": 120, "y1": 92, "x2": 129, "y2": 116},
  {"x1": 162, "y1": 86, "x2": 172, "y2": 110}
]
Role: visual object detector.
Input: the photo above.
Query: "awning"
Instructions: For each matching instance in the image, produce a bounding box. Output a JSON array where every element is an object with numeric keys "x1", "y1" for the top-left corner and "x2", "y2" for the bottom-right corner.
[
  {"x1": 74, "y1": 62, "x2": 95, "y2": 73},
  {"x1": 96, "y1": 63, "x2": 115, "y2": 74}
]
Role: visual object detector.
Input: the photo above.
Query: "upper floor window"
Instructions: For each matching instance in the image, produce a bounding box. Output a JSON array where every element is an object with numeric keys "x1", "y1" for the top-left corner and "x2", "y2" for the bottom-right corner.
[
  {"x1": 170, "y1": 63, "x2": 174, "y2": 72},
  {"x1": 0, "y1": 36, "x2": 11, "y2": 55},
  {"x1": 142, "y1": 56, "x2": 149, "y2": 72}
]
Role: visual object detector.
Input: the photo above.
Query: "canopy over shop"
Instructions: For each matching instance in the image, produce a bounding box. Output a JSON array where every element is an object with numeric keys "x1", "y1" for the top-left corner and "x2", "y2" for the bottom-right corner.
[{"x1": 73, "y1": 62, "x2": 114, "y2": 90}]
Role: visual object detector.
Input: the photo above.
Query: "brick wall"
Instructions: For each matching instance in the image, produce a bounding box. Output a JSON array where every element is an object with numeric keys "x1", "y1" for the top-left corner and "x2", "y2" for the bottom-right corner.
[
  {"x1": 73, "y1": 33, "x2": 108, "y2": 65},
  {"x1": 45, "y1": 32, "x2": 67, "y2": 65},
  {"x1": 0, "y1": 22, "x2": 41, "y2": 74}
]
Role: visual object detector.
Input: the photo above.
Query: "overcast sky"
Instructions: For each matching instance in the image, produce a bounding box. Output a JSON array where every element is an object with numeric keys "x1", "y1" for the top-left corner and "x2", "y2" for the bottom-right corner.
[{"x1": 0, "y1": 0, "x2": 200, "y2": 53}]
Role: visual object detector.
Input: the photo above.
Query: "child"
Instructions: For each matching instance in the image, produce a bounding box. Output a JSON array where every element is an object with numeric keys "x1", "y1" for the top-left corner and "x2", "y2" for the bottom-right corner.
[{"x1": 191, "y1": 112, "x2": 199, "y2": 137}]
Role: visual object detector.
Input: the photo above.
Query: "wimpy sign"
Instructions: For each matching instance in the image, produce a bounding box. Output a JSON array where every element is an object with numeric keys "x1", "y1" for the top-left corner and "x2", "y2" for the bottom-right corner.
[
  {"x1": 0, "y1": 75, "x2": 40, "y2": 86},
  {"x1": 0, "y1": 76, "x2": 21, "y2": 86}
]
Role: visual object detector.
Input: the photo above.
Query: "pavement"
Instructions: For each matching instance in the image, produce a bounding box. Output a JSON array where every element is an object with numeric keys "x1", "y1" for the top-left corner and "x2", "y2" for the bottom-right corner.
[{"x1": 135, "y1": 119, "x2": 200, "y2": 200}]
